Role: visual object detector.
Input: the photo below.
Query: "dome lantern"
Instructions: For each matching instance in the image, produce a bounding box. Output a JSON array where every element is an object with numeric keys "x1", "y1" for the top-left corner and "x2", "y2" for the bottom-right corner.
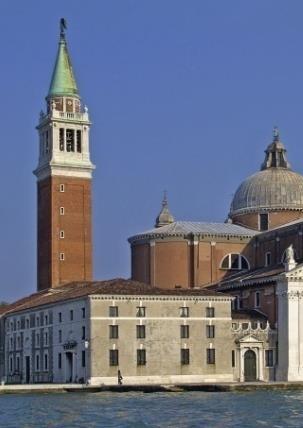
[
  {"x1": 261, "y1": 127, "x2": 291, "y2": 170},
  {"x1": 155, "y1": 191, "x2": 175, "y2": 228}
]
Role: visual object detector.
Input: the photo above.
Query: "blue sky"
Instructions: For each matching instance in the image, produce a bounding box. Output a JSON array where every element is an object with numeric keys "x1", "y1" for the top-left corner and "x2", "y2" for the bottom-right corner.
[{"x1": 1, "y1": 1, "x2": 303, "y2": 301}]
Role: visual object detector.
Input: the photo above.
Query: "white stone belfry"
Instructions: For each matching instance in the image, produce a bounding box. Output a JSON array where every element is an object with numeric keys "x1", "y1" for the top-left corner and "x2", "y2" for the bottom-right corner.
[
  {"x1": 34, "y1": 105, "x2": 95, "y2": 181},
  {"x1": 276, "y1": 263, "x2": 303, "y2": 381}
]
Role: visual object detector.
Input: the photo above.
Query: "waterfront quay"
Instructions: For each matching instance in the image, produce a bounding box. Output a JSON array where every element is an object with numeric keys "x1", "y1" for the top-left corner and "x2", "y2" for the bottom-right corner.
[{"x1": 2, "y1": 381, "x2": 303, "y2": 394}]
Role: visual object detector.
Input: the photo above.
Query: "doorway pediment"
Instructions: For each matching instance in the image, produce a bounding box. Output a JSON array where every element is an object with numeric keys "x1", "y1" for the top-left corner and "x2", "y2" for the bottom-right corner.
[{"x1": 239, "y1": 334, "x2": 262, "y2": 344}]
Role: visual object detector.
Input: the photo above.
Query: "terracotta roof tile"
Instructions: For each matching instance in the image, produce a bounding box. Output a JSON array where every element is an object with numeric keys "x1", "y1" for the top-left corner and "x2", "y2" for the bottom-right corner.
[{"x1": 2, "y1": 279, "x2": 228, "y2": 316}]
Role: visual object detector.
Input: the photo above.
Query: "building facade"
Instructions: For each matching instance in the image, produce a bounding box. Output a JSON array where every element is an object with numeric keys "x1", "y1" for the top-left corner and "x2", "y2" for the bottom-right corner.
[{"x1": 3, "y1": 280, "x2": 236, "y2": 385}]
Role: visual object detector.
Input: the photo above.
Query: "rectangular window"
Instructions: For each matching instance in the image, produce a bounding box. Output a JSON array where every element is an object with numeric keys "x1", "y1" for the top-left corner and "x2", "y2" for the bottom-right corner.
[
  {"x1": 58, "y1": 312, "x2": 62, "y2": 323},
  {"x1": 136, "y1": 325, "x2": 146, "y2": 339},
  {"x1": 109, "y1": 306, "x2": 118, "y2": 317},
  {"x1": 70, "y1": 310, "x2": 74, "y2": 321},
  {"x1": 76, "y1": 130, "x2": 82, "y2": 153},
  {"x1": 232, "y1": 350, "x2": 235, "y2": 367},
  {"x1": 60, "y1": 207, "x2": 65, "y2": 215},
  {"x1": 59, "y1": 128, "x2": 64, "y2": 151},
  {"x1": 44, "y1": 354, "x2": 48, "y2": 371},
  {"x1": 137, "y1": 349, "x2": 146, "y2": 366},
  {"x1": 109, "y1": 325, "x2": 119, "y2": 339},
  {"x1": 60, "y1": 230, "x2": 65, "y2": 239},
  {"x1": 9, "y1": 357, "x2": 13, "y2": 372},
  {"x1": 82, "y1": 326, "x2": 86, "y2": 340},
  {"x1": 58, "y1": 330, "x2": 62, "y2": 343},
  {"x1": 36, "y1": 333, "x2": 40, "y2": 347},
  {"x1": 206, "y1": 325, "x2": 215, "y2": 338},
  {"x1": 180, "y1": 307, "x2": 189, "y2": 318},
  {"x1": 44, "y1": 315, "x2": 48, "y2": 325},
  {"x1": 260, "y1": 213, "x2": 269, "y2": 231},
  {"x1": 82, "y1": 350, "x2": 86, "y2": 367},
  {"x1": 136, "y1": 307, "x2": 146, "y2": 317},
  {"x1": 207, "y1": 348, "x2": 216, "y2": 364},
  {"x1": 60, "y1": 253, "x2": 65, "y2": 261},
  {"x1": 255, "y1": 291, "x2": 260, "y2": 308},
  {"x1": 181, "y1": 349, "x2": 190, "y2": 365},
  {"x1": 180, "y1": 325, "x2": 189, "y2": 339},
  {"x1": 58, "y1": 353, "x2": 62, "y2": 369},
  {"x1": 60, "y1": 184, "x2": 65, "y2": 192},
  {"x1": 265, "y1": 350, "x2": 274, "y2": 367},
  {"x1": 16, "y1": 356, "x2": 20, "y2": 371},
  {"x1": 36, "y1": 354, "x2": 40, "y2": 371},
  {"x1": 109, "y1": 349, "x2": 119, "y2": 366},
  {"x1": 66, "y1": 129, "x2": 75, "y2": 152},
  {"x1": 44, "y1": 332, "x2": 48, "y2": 346},
  {"x1": 265, "y1": 252, "x2": 271, "y2": 267},
  {"x1": 82, "y1": 307, "x2": 86, "y2": 319},
  {"x1": 206, "y1": 307, "x2": 215, "y2": 318}
]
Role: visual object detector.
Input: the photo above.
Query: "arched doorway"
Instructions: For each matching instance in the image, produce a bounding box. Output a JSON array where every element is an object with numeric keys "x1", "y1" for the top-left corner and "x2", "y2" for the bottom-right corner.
[{"x1": 244, "y1": 350, "x2": 257, "y2": 381}]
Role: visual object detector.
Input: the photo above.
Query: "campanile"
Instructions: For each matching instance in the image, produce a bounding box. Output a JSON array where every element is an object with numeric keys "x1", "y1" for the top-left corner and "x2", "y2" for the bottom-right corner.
[{"x1": 34, "y1": 20, "x2": 95, "y2": 290}]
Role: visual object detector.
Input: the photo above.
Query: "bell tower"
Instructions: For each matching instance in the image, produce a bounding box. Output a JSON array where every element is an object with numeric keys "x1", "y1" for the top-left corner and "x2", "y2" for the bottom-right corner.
[{"x1": 34, "y1": 20, "x2": 95, "y2": 290}]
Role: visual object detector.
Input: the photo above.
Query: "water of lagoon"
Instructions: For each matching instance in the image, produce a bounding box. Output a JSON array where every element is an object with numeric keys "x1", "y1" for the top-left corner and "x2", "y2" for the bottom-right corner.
[{"x1": 0, "y1": 390, "x2": 302, "y2": 427}]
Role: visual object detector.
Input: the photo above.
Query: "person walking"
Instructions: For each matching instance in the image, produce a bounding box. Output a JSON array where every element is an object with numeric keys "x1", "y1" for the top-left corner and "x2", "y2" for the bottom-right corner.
[{"x1": 118, "y1": 370, "x2": 123, "y2": 385}]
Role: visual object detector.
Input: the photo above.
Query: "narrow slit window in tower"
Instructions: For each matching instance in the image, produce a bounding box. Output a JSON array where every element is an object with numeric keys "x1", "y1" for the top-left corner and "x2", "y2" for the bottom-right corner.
[
  {"x1": 76, "y1": 130, "x2": 82, "y2": 153},
  {"x1": 45, "y1": 131, "x2": 49, "y2": 154},
  {"x1": 59, "y1": 128, "x2": 64, "y2": 151}
]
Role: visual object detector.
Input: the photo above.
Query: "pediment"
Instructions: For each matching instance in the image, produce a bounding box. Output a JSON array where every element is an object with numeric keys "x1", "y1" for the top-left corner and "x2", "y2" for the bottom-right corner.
[{"x1": 239, "y1": 335, "x2": 262, "y2": 343}]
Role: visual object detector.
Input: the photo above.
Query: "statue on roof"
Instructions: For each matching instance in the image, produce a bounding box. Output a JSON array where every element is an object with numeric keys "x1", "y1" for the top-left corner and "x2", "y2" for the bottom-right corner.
[
  {"x1": 285, "y1": 244, "x2": 295, "y2": 264},
  {"x1": 60, "y1": 18, "x2": 67, "y2": 39}
]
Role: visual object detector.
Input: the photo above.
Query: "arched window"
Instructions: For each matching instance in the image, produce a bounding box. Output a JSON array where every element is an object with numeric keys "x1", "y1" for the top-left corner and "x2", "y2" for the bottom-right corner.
[{"x1": 220, "y1": 253, "x2": 250, "y2": 270}]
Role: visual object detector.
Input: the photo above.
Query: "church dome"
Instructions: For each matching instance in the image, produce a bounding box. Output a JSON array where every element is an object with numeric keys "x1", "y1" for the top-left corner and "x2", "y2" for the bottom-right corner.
[{"x1": 230, "y1": 128, "x2": 303, "y2": 216}]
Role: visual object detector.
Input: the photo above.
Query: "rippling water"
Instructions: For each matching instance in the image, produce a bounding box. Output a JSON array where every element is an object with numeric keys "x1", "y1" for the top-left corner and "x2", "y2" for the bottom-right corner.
[{"x1": 1, "y1": 390, "x2": 303, "y2": 427}]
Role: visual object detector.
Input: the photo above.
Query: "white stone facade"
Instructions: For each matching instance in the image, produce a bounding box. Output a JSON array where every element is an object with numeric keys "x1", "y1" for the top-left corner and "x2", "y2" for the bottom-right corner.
[
  {"x1": 3, "y1": 292, "x2": 237, "y2": 385},
  {"x1": 5, "y1": 299, "x2": 88, "y2": 384},
  {"x1": 276, "y1": 265, "x2": 303, "y2": 381}
]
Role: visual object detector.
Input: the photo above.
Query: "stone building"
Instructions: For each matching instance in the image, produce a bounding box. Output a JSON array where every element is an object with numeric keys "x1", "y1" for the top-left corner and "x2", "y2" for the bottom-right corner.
[{"x1": 3, "y1": 279, "x2": 235, "y2": 385}]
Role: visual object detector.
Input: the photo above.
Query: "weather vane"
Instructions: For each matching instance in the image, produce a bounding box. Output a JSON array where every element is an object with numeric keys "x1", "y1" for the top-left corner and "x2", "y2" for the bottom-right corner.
[{"x1": 60, "y1": 18, "x2": 67, "y2": 39}]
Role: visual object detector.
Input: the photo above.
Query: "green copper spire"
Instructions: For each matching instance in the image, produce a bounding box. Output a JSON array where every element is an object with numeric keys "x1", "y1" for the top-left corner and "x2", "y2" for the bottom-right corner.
[{"x1": 48, "y1": 19, "x2": 79, "y2": 98}]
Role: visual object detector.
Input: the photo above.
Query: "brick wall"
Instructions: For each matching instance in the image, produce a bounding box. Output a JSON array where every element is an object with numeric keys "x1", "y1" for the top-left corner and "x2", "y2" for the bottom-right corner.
[{"x1": 37, "y1": 176, "x2": 92, "y2": 290}]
